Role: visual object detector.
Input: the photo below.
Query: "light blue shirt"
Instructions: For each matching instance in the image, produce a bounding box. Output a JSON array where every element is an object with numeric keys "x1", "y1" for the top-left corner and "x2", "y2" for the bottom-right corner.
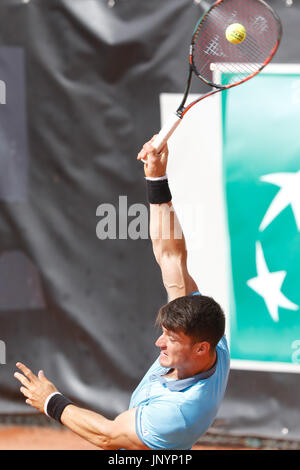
[{"x1": 129, "y1": 294, "x2": 230, "y2": 450}]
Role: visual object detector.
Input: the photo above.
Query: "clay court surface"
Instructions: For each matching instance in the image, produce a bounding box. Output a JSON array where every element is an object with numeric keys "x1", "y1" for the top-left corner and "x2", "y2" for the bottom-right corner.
[{"x1": 0, "y1": 426, "x2": 252, "y2": 450}]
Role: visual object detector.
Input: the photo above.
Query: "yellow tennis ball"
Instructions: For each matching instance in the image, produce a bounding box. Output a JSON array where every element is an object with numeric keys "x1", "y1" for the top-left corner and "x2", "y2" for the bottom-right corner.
[{"x1": 226, "y1": 23, "x2": 246, "y2": 44}]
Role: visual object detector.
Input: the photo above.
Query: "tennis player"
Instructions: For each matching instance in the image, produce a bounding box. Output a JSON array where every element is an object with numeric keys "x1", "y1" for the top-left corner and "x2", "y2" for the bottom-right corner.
[{"x1": 14, "y1": 138, "x2": 230, "y2": 450}]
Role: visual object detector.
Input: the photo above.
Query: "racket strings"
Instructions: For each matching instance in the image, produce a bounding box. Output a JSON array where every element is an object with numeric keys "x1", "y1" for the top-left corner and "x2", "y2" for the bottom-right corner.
[
  {"x1": 192, "y1": 0, "x2": 281, "y2": 87},
  {"x1": 194, "y1": 26, "x2": 260, "y2": 74},
  {"x1": 193, "y1": 32, "x2": 259, "y2": 84},
  {"x1": 194, "y1": 26, "x2": 275, "y2": 82},
  {"x1": 194, "y1": 18, "x2": 272, "y2": 73},
  {"x1": 199, "y1": 2, "x2": 278, "y2": 56}
]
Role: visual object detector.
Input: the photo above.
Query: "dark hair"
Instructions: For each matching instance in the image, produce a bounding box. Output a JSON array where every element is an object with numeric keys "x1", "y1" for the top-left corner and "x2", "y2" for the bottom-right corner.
[{"x1": 156, "y1": 295, "x2": 225, "y2": 349}]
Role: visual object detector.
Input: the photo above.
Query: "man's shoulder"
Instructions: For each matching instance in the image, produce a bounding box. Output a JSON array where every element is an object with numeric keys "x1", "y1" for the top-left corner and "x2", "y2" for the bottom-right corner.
[{"x1": 216, "y1": 334, "x2": 230, "y2": 359}]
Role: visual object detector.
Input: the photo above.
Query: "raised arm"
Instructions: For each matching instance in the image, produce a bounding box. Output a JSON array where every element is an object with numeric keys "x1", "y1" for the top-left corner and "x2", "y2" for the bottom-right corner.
[{"x1": 138, "y1": 139, "x2": 198, "y2": 300}]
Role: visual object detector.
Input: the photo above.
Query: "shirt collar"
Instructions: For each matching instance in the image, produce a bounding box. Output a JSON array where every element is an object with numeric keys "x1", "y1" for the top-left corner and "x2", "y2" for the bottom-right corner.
[{"x1": 153, "y1": 355, "x2": 218, "y2": 392}]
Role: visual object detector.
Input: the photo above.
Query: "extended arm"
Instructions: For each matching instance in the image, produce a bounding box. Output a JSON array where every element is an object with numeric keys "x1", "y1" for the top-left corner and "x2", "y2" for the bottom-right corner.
[
  {"x1": 138, "y1": 139, "x2": 198, "y2": 300},
  {"x1": 14, "y1": 362, "x2": 148, "y2": 450}
]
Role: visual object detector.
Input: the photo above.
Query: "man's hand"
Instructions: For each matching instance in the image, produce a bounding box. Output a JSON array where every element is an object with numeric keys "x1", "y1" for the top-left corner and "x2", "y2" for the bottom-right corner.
[
  {"x1": 137, "y1": 136, "x2": 169, "y2": 178},
  {"x1": 14, "y1": 362, "x2": 59, "y2": 413}
]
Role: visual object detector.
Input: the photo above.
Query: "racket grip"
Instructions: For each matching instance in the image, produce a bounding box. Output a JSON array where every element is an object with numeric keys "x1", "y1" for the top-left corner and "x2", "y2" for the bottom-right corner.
[{"x1": 152, "y1": 113, "x2": 182, "y2": 152}]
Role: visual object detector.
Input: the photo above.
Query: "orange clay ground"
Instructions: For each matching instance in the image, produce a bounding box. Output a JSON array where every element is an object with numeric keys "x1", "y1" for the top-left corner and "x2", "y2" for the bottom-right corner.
[{"x1": 0, "y1": 426, "x2": 255, "y2": 450}]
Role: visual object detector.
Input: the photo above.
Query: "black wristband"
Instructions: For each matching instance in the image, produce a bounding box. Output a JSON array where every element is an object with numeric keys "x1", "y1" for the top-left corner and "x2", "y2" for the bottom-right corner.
[
  {"x1": 46, "y1": 393, "x2": 73, "y2": 423},
  {"x1": 146, "y1": 179, "x2": 172, "y2": 204}
]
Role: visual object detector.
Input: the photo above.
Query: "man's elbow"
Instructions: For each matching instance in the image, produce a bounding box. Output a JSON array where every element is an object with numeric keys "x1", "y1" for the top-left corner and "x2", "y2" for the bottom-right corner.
[
  {"x1": 93, "y1": 422, "x2": 130, "y2": 450},
  {"x1": 93, "y1": 436, "x2": 112, "y2": 450},
  {"x1": 91, "y1": 421, "x2": 117, "y2": 450},
  {"x1": 159, "y1": 247, "x2": 188, "y2": 267}
]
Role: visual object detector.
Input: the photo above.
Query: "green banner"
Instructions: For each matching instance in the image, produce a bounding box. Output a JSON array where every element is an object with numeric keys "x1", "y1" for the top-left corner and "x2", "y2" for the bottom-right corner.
[{"x1": 222, "y1": 69, "x2": 300, "y2": 368}]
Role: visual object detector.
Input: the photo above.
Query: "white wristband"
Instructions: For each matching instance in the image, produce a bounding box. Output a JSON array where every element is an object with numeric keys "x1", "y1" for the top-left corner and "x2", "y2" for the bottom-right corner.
[
  {"x1": 145, "y1": 175, "x2": 168, "y2": 181},
  {"x1": 43, "y1": 392, "x2": 62, "y2": 417}
]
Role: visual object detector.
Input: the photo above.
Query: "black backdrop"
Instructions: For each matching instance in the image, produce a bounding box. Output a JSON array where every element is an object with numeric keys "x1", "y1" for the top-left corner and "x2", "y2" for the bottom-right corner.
[{"x1": 0, "y1": 0, "x2": 299, "y2": 441}]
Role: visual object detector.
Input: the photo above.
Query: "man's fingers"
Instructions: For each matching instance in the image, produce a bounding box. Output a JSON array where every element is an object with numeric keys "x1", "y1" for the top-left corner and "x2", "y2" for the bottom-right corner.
[
  {"x1": 137, "y1": 136, "x2": 159, "y2": 161},
  {"x1": 143, "y1": 146, "x2": 161, "y2": 165},
  {"x1": 137, "y1": 150, "x2": 147, "y2": 161},
  {"x1": 16, "y1": 362, "x2": 37, "y2": 382},
  {"x1": 139, "y1": 144, "x2": 155, "y2": 160},
  {"x1": 160, "y1": 149, "x2": 169, "y2": 166},
  {"x1": 145, "y1": 142, "x2": 168, "y2": 159},
  {"x1": 20, "y1": 386, "x2": 31, "y2": 398},
  {"x1": 38, "y1": 370, "x2": 48, "y2": 382},
  {"x1": 14, "y1": 371, "x2": 31, "y2": 388},
  {"x1": 144, "y1": 142, "x2": 156, "y2": 154}
]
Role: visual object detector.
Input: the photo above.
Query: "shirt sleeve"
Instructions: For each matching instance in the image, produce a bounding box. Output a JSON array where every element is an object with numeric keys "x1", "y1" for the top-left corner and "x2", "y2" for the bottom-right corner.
[{"x1": 135, "y1": 401, "x2": 187, "y2": 450}]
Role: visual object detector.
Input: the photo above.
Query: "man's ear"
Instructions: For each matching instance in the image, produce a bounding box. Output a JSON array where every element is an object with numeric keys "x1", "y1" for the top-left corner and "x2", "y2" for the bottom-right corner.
[{"x1": 194, "y1": 341, "x2": 211, "y2": 356}]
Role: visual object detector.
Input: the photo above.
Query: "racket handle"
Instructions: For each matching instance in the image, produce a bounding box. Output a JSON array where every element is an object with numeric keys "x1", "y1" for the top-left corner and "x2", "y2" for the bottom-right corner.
[
  {"x1": 141, "y1": 113, "x2": 182, "y2": 163},
  {"x1": 152, "y1": 113, "x2": 182, "y2": 151}
]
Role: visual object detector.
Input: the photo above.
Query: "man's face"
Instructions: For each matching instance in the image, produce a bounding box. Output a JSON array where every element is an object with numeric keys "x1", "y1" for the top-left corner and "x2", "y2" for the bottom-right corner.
[{"x1": 155, "y1": 326, "x2": 195, "y2": 369}]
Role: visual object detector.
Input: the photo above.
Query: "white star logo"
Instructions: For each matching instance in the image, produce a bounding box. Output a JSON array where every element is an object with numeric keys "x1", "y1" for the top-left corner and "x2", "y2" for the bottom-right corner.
[
  {"x1": 259, "y1": 171, "x2": 300, "y2": 232},
  {"x1": 247, "y1": 242, "x2": 299, "y2": 322}
]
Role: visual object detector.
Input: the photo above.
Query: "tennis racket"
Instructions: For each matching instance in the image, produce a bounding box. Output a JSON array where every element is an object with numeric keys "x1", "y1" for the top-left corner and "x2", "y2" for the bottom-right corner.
[{"x1": 144, "y1": 0, "x2": 282, "y2": 156}]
